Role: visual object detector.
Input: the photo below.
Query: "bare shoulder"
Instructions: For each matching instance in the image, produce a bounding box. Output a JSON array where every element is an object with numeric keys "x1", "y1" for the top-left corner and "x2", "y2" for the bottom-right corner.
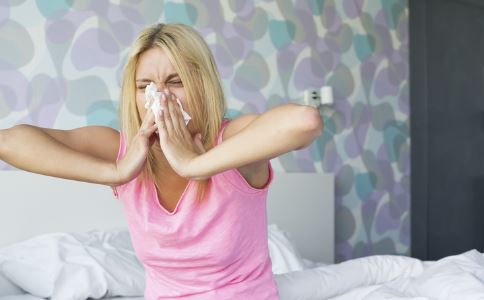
[
  {"x1": 41, "y1": 125, "x2": 120, "y2": 162},
  {"x1": 223, "y1": 114, "x2": 271, "y2": 189}
]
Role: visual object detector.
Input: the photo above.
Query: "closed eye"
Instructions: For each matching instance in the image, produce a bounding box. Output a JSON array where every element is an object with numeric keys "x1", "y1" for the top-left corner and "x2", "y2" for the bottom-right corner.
[{"x1": 136, "y1": 81, "x2": 183, "y2": 90}]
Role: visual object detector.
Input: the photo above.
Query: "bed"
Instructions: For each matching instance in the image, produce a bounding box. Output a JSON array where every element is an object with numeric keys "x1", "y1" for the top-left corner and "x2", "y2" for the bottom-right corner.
[
  {"x1": 0, "y1": 170, "x2": 335, "y2": 299},
  {"x1": 3, "y1": 170, "x2": 484, "y2": 299}
]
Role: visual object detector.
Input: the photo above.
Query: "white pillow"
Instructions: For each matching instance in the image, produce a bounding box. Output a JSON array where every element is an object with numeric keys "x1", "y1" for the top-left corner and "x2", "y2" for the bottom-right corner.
[
  {"x1": 0, "y1": 296, "x2": 44, "y2": 300},
  {"x1": 0, "y1": 271, "x2": 24, "y2": 296},
  {"x1": 0, "y1": 228, "x2": 144, "y2": 299},
  {"x1": 267, "y1": 224, "x2": 307, "y2": 274}
]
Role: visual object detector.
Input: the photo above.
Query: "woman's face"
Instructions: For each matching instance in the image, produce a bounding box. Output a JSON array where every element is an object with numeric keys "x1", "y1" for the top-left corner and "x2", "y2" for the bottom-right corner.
[{"x1": 135, "y1": 47, "x2": 194, "y2": 134}]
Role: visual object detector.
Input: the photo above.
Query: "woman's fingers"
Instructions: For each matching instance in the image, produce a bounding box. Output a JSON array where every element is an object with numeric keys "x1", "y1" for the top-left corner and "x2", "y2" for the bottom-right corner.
[
  {"x1": 148, "y1": 122, "x2": 158, "y2": 133},
  {"x1": 161, "y1": 93, "x2": 174, "y2": 136},
  {"x1": 139, "y1": 108, "x2": 157, "y2": 138},
  {"x1": 141, "y1": 106, "x2": 154, "y2": 125},
  {"x1": 167, "y1": 93, "x2": 182, "y2": 136},
  {"x1": 173, "y1": 96, "x2": 190, "y2": 140},
  {"x1": 157, "y1": 89, "x2": 191, "y2": 143},
  {"x1": 156, "y1": 108, "x2": 167, "y2": 139}
]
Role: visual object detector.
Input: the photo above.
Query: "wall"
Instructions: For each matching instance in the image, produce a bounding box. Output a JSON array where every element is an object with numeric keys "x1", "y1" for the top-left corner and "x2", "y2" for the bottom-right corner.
[{"x1": 0, "y1": 0, "x2": 409, "y2": 262}]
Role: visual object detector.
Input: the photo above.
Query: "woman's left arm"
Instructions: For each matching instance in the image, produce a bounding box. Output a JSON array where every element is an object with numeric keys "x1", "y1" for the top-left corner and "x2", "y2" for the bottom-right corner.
[{"x1": 186, "y1": 104, "x2": 323, "y2": 179}]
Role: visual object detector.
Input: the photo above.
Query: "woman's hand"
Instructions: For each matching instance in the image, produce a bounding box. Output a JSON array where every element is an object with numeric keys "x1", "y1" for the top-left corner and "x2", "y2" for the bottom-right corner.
[
  {"x1": 115, "y1": 108, "x2": 158, "y2": 184},
  {"x1": 156, "y1": 89, "x2": 206, "y2": 178}
]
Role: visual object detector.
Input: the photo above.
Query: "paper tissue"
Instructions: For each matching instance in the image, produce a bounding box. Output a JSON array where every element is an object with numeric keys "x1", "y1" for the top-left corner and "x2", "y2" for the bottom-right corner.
[{"x1": 144, "y1": 82, "x2": 191, "y2": 125}]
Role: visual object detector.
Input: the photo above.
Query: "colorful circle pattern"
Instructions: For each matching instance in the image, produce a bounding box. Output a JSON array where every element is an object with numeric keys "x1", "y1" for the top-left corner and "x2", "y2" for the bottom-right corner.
[{"x1": 0, "y1": 0, "x2": 409, "y2": 262}]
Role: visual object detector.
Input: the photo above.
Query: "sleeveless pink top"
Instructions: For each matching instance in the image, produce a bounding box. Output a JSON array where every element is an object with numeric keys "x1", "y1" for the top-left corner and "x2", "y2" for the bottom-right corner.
[{"x1": 115, "y1": 118, "x2": 279, "y2": 299}]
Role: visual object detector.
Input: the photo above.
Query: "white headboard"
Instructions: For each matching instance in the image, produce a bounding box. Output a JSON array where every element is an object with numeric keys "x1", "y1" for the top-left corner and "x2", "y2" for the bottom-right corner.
[
  {"x1": 267, "y1": 172, "x2": 334, "y2": 263},
  {"x1": 0, "y1": 170, "x2": 334, "y2": 263}
]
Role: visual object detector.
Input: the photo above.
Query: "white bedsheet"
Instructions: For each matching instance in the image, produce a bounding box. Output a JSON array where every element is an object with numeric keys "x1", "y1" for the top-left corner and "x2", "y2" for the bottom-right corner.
[
  {"x1": 275, "y1": 249, "x2": 484, "y2": 300},
  {"x1": 0, "y1": 225, "x2": 311, "y2": 299},
  {"x1": 0, "y1": 229, "x2": 145, "y2": 299},
  {"x1": 0, "y1": 297, "x2": 144, "y2": 300},
  {"x1": 3, "y1": 228, "x2": 484, "y2": 300},
  {"x1": 4, "y1": 250, "x2": 484, "y2": 299}
]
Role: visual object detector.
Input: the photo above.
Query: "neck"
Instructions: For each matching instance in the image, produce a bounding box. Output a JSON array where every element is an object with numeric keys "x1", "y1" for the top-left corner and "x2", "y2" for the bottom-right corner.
[{"x1": 151, "y1": 144, "x2": 185, "y2": 181}]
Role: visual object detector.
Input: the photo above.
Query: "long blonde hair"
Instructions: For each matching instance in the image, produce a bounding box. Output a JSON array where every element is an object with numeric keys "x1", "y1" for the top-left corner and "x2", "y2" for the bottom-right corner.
[{"x1": 119, "y1": 23, "x2": 227, "y2": 205}]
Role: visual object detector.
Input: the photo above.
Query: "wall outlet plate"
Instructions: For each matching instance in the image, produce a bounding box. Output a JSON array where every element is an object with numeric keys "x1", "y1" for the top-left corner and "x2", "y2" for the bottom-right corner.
[
  {"x1": 320, "y1": 86, "x2": 333, "y2": 106},
  {"x1": 304, "y1": 89, "x2": 321, "y2": 107}
]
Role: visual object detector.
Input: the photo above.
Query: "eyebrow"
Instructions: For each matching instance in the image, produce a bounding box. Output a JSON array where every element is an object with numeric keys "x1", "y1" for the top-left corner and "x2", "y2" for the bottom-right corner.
[{"x1": 135, "y1": 73, "x2": 180, "y2": 83}]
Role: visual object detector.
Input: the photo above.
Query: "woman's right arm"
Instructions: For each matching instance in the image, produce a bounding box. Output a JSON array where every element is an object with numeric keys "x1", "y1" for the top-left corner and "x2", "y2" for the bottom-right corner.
[
  {"x1": 0, "y1": 125, "x2": 121, "y2": 186},
  {"x1": 0, "y1": 109, "x2": 158, "y2": 187}
]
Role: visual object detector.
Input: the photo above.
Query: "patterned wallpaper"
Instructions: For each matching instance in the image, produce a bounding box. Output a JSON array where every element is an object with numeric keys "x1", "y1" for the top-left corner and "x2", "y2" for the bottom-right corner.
[{"x1": 0, "y1": 0, "x2": 409, "y2": 262}]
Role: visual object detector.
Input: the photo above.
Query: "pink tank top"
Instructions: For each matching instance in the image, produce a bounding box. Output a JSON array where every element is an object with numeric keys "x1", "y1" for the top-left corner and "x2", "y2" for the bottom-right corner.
[{"x1": 115, "y1": 118, "x2": 279, "y2": 300}]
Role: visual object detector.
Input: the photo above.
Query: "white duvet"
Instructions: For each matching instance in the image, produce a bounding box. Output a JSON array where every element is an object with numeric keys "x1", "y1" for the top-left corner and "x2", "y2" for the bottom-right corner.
[
  {"x1": 0, "y1": 229, "x2": 145, "y2": 299},
  {"x1": 276, "y1": 249, "x2": 484, "y2": 300},
  {"x1": 0, "y1": 225, "x2": 311, "y2": 299},
  {"x1": 2, "y1": 227, "x2": 484, "y2": 300}
]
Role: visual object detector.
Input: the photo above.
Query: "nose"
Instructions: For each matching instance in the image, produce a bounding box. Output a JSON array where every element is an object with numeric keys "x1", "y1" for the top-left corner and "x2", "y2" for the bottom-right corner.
[
  {"x1": 151, "y1": 82, "x2": 170, "y2": 93},
  {"x1": 155, "y1": 83, "x2": 164, "y2": 92}
]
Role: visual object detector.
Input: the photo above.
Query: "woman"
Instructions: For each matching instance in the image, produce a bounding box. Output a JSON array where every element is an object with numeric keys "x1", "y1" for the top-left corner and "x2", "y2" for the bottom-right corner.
[{"x1": 0, "y1": 23, "x2": 323, "y2": 299}]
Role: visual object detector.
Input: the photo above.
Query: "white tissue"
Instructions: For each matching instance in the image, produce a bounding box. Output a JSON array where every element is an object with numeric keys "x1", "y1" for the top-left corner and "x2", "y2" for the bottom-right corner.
[{"x1": 144, "y1": 82, "x2": 191, "y2": 125}]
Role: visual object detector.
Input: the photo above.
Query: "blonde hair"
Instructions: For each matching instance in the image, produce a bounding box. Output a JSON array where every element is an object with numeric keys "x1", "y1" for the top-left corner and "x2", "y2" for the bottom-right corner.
[{"x1": 119, "y1": 23, "x2": 227, "y2": 205}]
